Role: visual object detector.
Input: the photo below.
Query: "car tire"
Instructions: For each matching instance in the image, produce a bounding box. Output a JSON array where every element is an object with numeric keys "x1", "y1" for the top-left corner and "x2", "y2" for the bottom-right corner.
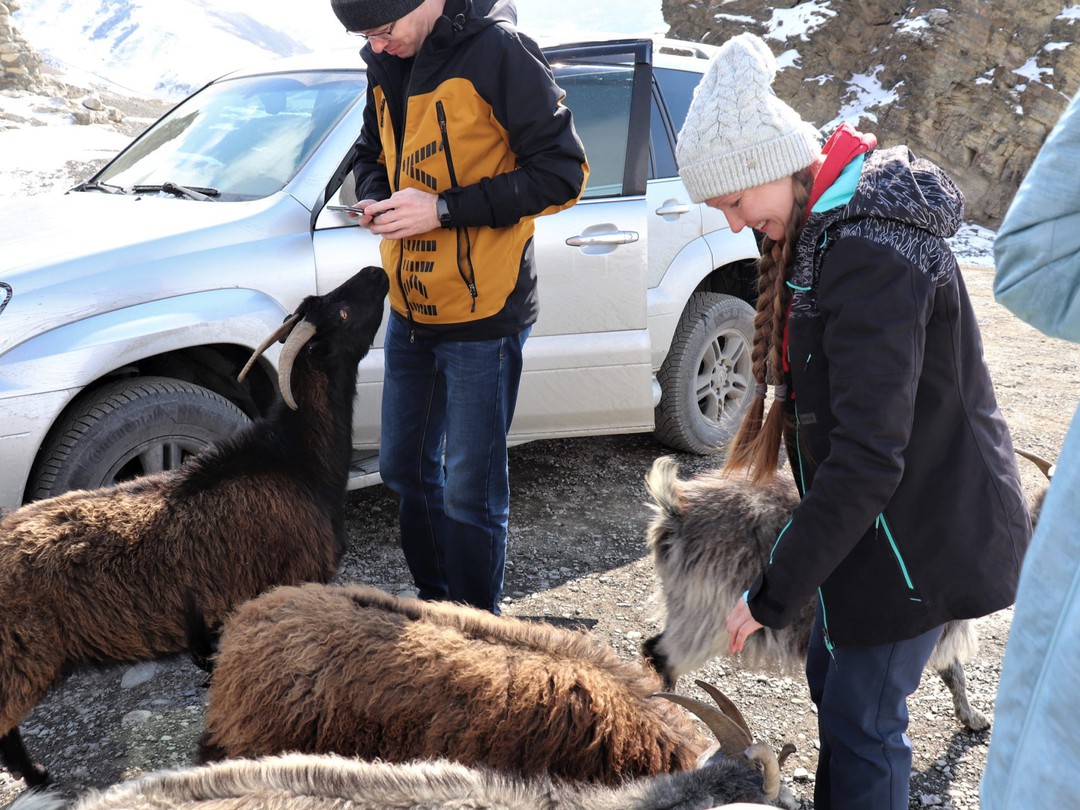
[
  {"x1": 654, "y1": 291, "x2": 756, "y2": 455},
  {"x1": 28, "y1": 376, "x2": 250, "y2": 502}
]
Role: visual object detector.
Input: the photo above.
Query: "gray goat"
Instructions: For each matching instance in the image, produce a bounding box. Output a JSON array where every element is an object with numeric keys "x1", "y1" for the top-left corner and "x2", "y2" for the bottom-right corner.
[
  {"x1": 8, "y1": 751, "x2": 788, "y2": 810},
  {"x1": 0, "y1": 267, "x2": 389, "y2": 787},
  {"x1": 640, "y1": 455, "x2": 989, "y2": 732}
]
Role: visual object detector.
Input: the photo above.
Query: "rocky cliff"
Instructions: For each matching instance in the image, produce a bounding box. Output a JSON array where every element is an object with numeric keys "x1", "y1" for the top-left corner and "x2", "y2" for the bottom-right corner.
[
  {"x1": 0, "y1": 0, "x2": 43, "y2": 91},
  {"x1": 1, "y1": 1, "x2": 124, "y2": 125},
  {"x1": 663, "y1": 0, "x2": 1079, "y2": 227}
]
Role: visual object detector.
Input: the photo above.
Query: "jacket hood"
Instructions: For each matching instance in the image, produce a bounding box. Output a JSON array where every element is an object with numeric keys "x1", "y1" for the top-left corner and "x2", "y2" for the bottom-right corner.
[{"x1": 845, "y1": 145, "x2": 965, "y2": 240}]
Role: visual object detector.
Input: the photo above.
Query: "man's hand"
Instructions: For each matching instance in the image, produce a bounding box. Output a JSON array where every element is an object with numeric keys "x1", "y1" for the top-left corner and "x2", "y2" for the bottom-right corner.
[
  {"x1": 365, "y1": 187, "x2": 441, "y2": 239},
  {"x1": 726, "y1": 598, "x2": 764, "y2": 654}
]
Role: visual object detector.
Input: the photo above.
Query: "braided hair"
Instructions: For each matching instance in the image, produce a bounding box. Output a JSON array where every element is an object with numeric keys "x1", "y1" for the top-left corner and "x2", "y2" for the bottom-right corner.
[{"x1": 723, "y1": 168, "x2": 815, "y2": 482}]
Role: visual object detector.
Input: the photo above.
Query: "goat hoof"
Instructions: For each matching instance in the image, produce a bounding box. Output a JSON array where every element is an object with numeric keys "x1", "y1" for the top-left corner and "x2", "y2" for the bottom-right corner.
[
  {"x1": 961, "y1": 709, "x2": 991, "y2": 733},
  {"x1": 13, "y1": 761, "x2": 51, "y2": 787}
]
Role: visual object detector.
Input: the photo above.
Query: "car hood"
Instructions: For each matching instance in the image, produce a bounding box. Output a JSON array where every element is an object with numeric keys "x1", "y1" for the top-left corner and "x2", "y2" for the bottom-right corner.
[
  {"x1": 1, "y1": 192, "x2": 295, "y2": 275},
  {"x1": 0, "y1": 192, "x2": 310, "y2": 356}
]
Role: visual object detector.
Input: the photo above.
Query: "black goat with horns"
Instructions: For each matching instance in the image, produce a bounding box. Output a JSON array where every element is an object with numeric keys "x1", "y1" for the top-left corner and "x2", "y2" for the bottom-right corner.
[{"x1": 0, "y1": 267, "x2": 388, "y2": 787}]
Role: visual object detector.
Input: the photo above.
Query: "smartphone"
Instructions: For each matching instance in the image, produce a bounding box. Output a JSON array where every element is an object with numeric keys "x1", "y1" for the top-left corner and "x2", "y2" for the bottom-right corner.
[{"x1": 328, "y1": 204, "x2": 363, "y2": 214}]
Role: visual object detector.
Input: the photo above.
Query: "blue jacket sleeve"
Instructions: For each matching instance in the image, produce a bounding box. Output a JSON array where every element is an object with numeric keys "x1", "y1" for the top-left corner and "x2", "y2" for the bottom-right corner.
[{"x1": 993, "y1": 89, "x2": 1080, "y2": 343}]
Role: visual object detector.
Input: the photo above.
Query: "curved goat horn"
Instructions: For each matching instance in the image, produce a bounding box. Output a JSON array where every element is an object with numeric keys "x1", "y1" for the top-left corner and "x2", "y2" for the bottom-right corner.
[
  {"x1": 277, "y1": 320, "x2": 317, "y2": 411},
  {"x1": 238, "y1": 314, "x2": 301, "y2": 383},
  {"x1": 1015, "y1": 448, "x2": 1056, "y2": 480},
  {"x1": 694, "y1": 679, "x2": 752, "y2": 738},
  {"x1": 744, "y1": 741, "x2": 782, "y2": 799},
  {"x1": 653, "y1": 691, "x2": 752, "y2": 755}
]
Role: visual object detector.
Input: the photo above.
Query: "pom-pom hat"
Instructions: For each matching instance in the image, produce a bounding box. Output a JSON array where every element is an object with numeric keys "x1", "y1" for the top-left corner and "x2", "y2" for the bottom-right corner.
[
  {"x1": 676, "y1": 33, "x2": 822, "y2": 203},
  {"x1": 330, "y1": 0, "x2": 424, "y2": 33}
]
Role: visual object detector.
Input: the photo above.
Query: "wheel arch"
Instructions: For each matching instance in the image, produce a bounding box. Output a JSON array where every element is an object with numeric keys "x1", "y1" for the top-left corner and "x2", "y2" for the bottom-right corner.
[
  {"x1": 12, "y1": 289, "x2": 292, "y2": 503},
  {"x1": 648, "y1": 241, "x2": 758, "y2": 373}
]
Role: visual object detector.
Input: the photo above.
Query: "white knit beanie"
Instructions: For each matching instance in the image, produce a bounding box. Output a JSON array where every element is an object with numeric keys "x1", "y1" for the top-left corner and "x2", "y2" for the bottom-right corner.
[{"x1": 677, "y1": 33, "x2": 822, "y2": 203}]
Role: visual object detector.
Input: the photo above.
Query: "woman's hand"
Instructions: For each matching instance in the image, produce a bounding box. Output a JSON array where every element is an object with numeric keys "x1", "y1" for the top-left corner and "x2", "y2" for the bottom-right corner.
[{"x1": 726, "y1": 598, "x2": 764, "y2": 654}]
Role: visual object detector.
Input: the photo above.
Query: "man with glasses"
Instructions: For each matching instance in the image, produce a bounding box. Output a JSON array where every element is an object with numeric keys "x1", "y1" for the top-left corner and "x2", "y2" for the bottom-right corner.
[{"x1": 330, "y1": 0, "x2": 588, "y2": 614}]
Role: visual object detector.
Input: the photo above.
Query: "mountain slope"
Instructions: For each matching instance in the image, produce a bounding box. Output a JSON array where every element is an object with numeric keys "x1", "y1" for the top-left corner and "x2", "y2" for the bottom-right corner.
[{"x1": 13, "y1": 0, "x2": 347, "y2": 97}]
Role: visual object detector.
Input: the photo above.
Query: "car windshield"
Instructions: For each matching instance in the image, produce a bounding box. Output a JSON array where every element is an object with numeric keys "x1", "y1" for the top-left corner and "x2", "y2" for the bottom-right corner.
[{"x1": 94, "y1": 71, "x2": 365, "y2": 202}]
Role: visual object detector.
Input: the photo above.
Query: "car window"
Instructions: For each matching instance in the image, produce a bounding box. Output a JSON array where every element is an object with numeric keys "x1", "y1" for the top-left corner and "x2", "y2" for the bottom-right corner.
[
  {"x1": 649, "y1": 90, "x2": 677, "y2": 180},
  {"x1": 654, "y1": 67, "x2": 702, "y2": 136},
  {"x1": 556, "y1": 64, "x2": 635, "y2": 199},
  {"x1": 650, "y1": 67, "x2": 706, "y2": 181},
  {"x1": 97, "y1": 72, "x2": 365, "y2": 201}
]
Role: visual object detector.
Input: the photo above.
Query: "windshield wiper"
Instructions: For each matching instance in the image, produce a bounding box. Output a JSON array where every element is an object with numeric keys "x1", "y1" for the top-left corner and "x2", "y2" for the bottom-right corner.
[
  {"x1": 69, "y1": 180, "x2": 128, "y2": 195},
  {"x1": 132, "y1": 182, "x2": 221, "y2": 201}
]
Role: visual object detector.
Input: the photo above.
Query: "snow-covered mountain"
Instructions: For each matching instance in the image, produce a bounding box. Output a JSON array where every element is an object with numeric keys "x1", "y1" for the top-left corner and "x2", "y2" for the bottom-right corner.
[
  {"x1": 13, "y1": 0, "x2": 352, "y2": 98},
  {"x1": 13, "y1": 0, "x2": 667, "y2": 99}
]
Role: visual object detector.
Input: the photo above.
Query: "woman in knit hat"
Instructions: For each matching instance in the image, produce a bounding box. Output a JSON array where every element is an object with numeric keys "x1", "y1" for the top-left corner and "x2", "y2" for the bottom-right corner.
[{"x1": 677, "y1": 33, "x2": 1031, "y2": 809}]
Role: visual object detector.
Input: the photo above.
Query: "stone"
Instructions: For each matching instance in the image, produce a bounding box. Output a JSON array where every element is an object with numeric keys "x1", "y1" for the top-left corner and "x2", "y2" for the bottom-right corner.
[
  {"x1": 120, "y1": 710, "x2": 153, "y2": 728},
  {"x1": 120, "y1": 661, "x2": 159, "y2": 688}
]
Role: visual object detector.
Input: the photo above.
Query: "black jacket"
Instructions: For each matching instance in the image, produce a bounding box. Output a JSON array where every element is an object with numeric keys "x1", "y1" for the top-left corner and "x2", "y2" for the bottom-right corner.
[
  {"x1": 746, "y1": 146, "x2": 1031, "y2": 648},
  {"x1": 352, "y1": 0, "x2": 588, "y2": 339}
]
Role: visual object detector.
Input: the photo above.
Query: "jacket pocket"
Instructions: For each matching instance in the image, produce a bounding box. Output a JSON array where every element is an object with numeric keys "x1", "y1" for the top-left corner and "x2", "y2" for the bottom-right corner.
[
  {"x1": 435, "y1": 100, "x2": 477, "y2": 312},
  {"x1": 876, "y1": 513, "x2": 922, "y2": 604}
]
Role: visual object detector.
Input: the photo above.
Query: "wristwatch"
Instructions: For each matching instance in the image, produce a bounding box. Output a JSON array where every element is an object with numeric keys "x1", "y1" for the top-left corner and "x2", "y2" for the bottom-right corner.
[{"x1": 436, "y1": 195, "x2": 452, "y2": 229}]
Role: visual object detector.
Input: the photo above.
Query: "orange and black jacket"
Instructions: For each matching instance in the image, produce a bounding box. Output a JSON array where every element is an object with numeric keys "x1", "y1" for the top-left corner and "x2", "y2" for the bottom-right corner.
[{"x1": 352, "y1": 0, "x2": 589, "y2": 340}]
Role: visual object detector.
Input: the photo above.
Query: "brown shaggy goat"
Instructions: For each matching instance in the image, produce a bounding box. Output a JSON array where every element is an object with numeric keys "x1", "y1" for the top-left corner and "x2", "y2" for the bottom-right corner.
[
  {"x1": 199, "y1": 582, "x2": 717, "y2": 786},
  {"x1": 640, "y1": 456, "x2": 989, "y2": 732},
  {"x1": 0, "y1": 268, "x2": 389, "y2": 788}
]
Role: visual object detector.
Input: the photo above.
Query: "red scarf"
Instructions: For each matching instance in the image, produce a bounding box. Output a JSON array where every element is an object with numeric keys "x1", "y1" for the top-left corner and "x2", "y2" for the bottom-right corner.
[{"x1": 804, "y1": 123, "x2": 877, "y2": 221}]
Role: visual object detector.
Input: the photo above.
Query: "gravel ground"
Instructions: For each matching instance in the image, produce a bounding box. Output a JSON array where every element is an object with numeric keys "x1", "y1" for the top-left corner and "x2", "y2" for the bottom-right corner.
[
  {"x1": 2, "y1": 262, "x2": 1075, "y2": 809},
  {"x1": 0, "y1": 83, "x2": 1076, "y2": 807}
]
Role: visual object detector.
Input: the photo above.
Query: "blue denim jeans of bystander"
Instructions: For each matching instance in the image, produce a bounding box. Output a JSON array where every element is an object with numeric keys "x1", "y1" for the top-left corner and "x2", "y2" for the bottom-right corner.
[{"x1": 379, "y1": 312, "x2": 529, "y2": 614}]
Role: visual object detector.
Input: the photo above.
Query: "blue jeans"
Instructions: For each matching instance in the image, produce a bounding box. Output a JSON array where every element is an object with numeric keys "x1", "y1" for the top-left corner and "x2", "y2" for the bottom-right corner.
[
  {"x1": 379, "y1": 313, "x2": 529, "y2": 614},
  {"x1": 806, "y1": 605, "x2": 942, "y2": 810}
]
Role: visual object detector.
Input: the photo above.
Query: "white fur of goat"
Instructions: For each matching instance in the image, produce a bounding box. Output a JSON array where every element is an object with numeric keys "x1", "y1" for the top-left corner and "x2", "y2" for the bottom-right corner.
[{"x1": 8, "y1": 752, "x2": 787, "y2": 810}]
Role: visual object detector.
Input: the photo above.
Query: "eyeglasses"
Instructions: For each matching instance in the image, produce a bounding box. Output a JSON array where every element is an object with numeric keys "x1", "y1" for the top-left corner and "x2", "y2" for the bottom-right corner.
[{"x1": 347, "y1": 19, "x2": 397, "y2": 42}]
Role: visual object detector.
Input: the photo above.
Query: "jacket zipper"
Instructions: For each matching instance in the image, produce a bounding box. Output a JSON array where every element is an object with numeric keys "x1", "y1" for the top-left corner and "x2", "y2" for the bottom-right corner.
[
  {"x1": 794, "y1": 386, "x2": 835, "y2": 660},
  {"x1": 818, "y1": 589, "x2": 835, "y2": 657},
  {"x1": 435, "y1": 100, "x2": 478, "y2": 312},
  {"x1": 393, "y1": 74, "x2": 416, "y2": 341},
  {"x1": 876, "y1": 513, "x2": 921, "y2": 600}
]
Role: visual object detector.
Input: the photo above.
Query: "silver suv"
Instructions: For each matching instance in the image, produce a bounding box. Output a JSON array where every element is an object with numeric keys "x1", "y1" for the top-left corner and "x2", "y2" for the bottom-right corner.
[{"x1": 0, "y1": 38, "x2": 759, "y2": 509}]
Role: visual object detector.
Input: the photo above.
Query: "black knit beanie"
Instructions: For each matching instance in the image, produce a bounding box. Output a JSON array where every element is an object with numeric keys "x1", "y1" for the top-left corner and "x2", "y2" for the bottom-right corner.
[{"x1": 330, "y1": 0, "x2": 425, "y2": 32}]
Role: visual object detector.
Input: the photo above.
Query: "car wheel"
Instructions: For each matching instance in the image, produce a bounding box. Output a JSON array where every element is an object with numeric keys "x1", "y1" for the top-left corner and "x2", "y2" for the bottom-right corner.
[
  {"x1": 28, "y1": 376, "x2": 250, "y2": 501},
  {"x1": 654, "y1": 292, "x2": 756, "y2": 454}
]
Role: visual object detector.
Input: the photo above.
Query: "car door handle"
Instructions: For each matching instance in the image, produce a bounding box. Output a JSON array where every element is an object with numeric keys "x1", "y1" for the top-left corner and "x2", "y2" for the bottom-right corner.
[
  {"x1": 565, "y1": 231, "x2": 640, "y2": 247},
  {"x1": 655, "y1": 203, "x2": 692, "y2": 216}
]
